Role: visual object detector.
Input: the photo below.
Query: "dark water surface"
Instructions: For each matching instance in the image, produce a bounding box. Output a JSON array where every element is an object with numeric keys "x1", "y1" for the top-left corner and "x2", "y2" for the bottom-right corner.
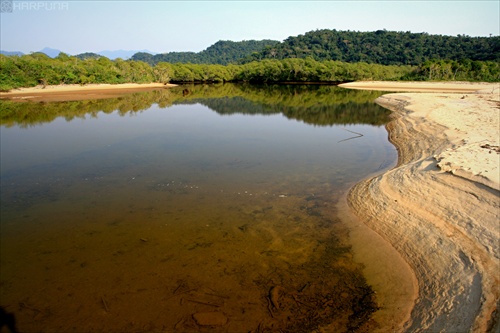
[{"x1": 0, "y1": 84, "x2": 396, "y2": 332}]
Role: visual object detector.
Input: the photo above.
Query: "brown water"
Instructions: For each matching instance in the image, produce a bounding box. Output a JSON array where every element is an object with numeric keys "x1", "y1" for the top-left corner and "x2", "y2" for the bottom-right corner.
[{"x1": 0, "y1": 84, "x2": 396, "y2": 332}]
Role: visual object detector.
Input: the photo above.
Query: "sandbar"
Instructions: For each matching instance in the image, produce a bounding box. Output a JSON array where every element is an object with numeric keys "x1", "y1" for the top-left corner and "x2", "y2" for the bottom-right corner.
[
  {"x1": 0, "y1": 83, "x2": 177, "y2": 102},
  {"x1": 341, "y1": 81, "x2": 499, "y2": 332},
  {"x1": 339, "y1": 81, "x2": 497, "y2": 93}
]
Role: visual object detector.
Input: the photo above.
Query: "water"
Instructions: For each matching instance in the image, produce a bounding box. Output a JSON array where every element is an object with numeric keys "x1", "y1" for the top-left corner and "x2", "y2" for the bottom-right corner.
[{"x1": 0, "y1": 84, "x2": 396, "y2": 332}]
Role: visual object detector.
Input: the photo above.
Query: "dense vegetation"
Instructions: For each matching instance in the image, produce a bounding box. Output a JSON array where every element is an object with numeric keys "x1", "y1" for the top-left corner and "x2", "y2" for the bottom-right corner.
[
  {"x1": 131, "y1": 30, "x2": 499, "y2": 67},
  {"x1": 247, "y1": 30, "x2": 500, "y2": 65},
  {"x1": 1, "y1": 29, "x2": 499, "y2": 91},
  {"x1": 0, "y1": 52, "x2": 155, "y2": 90},
  {"x1": 1, "y1": 52, "x2": 498, "y2": 91},
  {"x1": 160, "y1": 58, "x2": 415, "y2": 83},
  {"x1": 131, "y1": 40, "x2": 278, "y2": 65}
]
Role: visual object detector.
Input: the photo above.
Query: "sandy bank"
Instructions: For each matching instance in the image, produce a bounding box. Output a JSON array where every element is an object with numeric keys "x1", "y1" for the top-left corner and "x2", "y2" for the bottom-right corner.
[
  {"x1": 339, "y1": 81, "x2": 497, "y2": 93},
  {"x1": 343, "y1": 81, "x2": 499, "y2": 332},
  {"x1": 0, "y1": 83, "x2": 177, "y2": 102}
]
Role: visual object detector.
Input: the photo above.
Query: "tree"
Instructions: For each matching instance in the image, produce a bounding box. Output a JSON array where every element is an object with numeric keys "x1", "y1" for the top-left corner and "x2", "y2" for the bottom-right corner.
[{"x1": 154, "y1": 62, "x2": 173, "y2": 84}]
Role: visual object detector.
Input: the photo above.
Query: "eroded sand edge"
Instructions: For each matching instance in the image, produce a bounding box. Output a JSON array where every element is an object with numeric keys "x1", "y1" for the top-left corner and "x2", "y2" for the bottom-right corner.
[{"x1": 342, "y1": 82, "x2": 499, "y2": 332}]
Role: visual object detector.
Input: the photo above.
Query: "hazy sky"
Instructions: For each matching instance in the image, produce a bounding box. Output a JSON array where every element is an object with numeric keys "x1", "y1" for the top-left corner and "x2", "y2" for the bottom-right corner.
[{"x1": 1, "y1": 0, "x2": 499, "y2": 54}]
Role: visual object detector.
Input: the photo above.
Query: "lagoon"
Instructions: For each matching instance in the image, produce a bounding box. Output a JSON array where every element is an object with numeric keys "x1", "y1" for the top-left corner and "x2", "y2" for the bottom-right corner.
[{"x1": 0, "y1": 84, "x2": 396, "y2": 332}]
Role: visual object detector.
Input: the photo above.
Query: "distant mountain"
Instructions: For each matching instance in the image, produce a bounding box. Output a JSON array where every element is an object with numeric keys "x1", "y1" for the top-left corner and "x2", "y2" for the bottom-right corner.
[
  {"x1": 0, "y1": 50, "x2": 24, "y2": 56},
  {"x1": 96, "y1": 49, "x2": 157, "y2": 60},
  {"x1": 132, "y1": 40, "x2": 279, "y2": 65},
  {"x1": 38, "y1": 47, "x2": 63, "y2": 58}
]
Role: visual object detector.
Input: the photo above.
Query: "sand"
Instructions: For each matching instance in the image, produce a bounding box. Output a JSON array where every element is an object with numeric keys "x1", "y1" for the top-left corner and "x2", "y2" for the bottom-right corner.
[
  {"x1": 0, "y1": 83, "x2": 177, "y2": 102},
  {"x1": 339, "y1": 81, "x2": 500, "y2": 332},
  {"x1": 339, "y1": 81, "x2": 498, "y2": 93}
]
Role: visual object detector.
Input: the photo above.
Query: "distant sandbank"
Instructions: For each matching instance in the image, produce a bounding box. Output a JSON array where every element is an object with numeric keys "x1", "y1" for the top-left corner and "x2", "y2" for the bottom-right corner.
[
  {"x1": 340, "y1": 81, "x2": 499, "y2": 332},
  {"x1": 339, "y1": 81, "x2": 497, "y2": 93},
  {"x1": 0, "y1": 83, "x2": 177, "y2": 102}
]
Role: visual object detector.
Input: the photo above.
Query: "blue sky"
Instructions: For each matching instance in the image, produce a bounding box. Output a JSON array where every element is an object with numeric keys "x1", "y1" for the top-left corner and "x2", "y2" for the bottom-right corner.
[{"x1": 1, "y1": 0, "x2": 499, "y2": 54}]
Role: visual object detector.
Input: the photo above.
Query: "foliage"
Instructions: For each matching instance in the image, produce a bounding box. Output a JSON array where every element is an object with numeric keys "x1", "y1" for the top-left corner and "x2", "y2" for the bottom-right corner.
[
  {"x1": 0, "y1": 54, "x2": 157, "y2": 90},
  {"x1": 233, "y1": 58, "x2": 413, "y2": 82},
  {"x1": 247, "y1": 29, "x2": 500, "y2": 65},
  {"x1": 2, "y1": 29, "x2": 499, "y2": 91},
  {"x1": 1, "y1": 51, "x2": 498, "y2": 92},
  {"x1": 404, "y1": 59, "x2": 500, "y2": 81},
  {"x1": 131, "y1": 40, "x2": 279, "y2": 65}
]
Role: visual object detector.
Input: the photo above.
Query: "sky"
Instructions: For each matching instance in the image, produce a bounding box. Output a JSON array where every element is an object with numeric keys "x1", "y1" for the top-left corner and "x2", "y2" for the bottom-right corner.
[{"x1": 1, "y1": 0, "x2": 499, "y2": 55}]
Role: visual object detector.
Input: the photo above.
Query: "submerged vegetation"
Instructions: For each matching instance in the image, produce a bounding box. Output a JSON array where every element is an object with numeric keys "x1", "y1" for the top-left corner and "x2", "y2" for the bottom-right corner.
[{"x1": 0, "y1": 29, "x2": 499, "y2": 91}]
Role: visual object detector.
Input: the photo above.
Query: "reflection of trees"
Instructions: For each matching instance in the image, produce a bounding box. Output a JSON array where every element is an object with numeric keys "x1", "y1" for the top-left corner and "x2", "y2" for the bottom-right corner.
[
  {"x1": 1, "y1": 83, "x2": 390, "y2": 128},
  {"x1": 0, "y1": 90, "x2": 175, "y2": 128},
  {"x1": 189, "y1": 97, "x2": 391, "y2": 126}
]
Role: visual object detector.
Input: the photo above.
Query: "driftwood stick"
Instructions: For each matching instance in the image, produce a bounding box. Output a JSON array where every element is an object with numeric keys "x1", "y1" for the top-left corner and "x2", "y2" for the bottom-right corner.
[
  {"x1": 266, "y1": 296, "x2": 274, "y2": 318},
  {"x1": 101, "y1": 296, "x2": 109, "y2": 312},
  {"x1": 166, "y1": 288, "x2": 196, "y2": 300},
  {"x1": 184, "y1": 298, "x2": 221, "y2": 307},
  {"x1": 291, "y1": 294, "x2": 315, "y2": 309},
  {"x1": 338, "y1": 128, "x2": 364, "y2": 143}
]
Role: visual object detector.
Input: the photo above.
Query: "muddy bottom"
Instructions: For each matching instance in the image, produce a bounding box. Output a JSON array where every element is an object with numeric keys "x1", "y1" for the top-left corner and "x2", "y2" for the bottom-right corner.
[{"x1": 0, "y1": 176, "x2": 378, "y2": 332}]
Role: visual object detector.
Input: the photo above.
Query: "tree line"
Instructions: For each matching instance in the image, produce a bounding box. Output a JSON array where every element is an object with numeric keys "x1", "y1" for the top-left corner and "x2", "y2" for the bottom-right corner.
[
  {"x1": 0, "y1": 52, "x2": 155, "y2": 91},
  {"x1": 1, "y1": 53, "x2": 498, "y2": 91},
  {"x1": 129, "y1": 30, "x2": 499, "y2": 67}
]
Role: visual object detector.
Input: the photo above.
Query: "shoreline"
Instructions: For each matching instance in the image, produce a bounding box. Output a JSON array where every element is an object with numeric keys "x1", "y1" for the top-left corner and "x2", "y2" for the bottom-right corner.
[
  {"x1": 1, "y1": 80, "x2": 498, "y2": 330},
  {"x1": 339, "y1": 81, "x2": 498, "y2": 93},
  {"x1": 341, "y1": 81, "x2": 499, "y2": 332},
  {"x1": 0, "y1": 83, "x2": 177, "y2": 102}
]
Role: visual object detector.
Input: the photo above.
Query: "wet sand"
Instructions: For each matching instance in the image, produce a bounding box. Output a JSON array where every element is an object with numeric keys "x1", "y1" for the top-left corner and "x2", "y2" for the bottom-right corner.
[
  {"x1": 340, "y1": 81, "x2": 500, "y2": 332},
  {"x1": 0, "y1": 83, "x2": 177, "y2": 102}
]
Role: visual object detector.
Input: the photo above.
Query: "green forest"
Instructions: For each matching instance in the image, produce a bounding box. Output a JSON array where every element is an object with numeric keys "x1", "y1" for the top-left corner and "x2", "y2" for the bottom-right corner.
[
  {"x1": 131, "y1": 40, "x2": 278, "y2": 65},
  {"x1": 247, "y1": 29, "x2": 500, "y2": 65},
  {"x1": 130, "y1": 30, "x2": 499, "y2": 66},
  {"x1": 1, "y1": 29, "x2": 499, "y2": 91}
]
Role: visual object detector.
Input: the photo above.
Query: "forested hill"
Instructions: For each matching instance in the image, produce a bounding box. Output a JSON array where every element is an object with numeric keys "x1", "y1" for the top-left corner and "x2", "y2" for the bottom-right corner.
[
  {"x1": 248, "y1": 29, "x2": 499, "y2": 65},
  {"x1": 131, "y1": 40, "x2": 278, "y2": 65},
  {"x1": 131, "y1": 30, "x2": 499, "y2": 66}
]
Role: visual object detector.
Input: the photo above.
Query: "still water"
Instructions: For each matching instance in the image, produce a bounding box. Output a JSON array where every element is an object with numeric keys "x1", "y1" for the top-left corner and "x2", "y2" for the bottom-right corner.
[{"x1": 0, "y1": 84, "x2": 396, "y2": 332}]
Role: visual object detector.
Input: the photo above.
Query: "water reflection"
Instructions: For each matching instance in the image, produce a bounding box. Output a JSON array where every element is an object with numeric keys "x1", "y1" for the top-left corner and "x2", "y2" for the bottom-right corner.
[
  {"x1": 1, "y1": 84, "x2": 390, "y2": 128},
  {"x1": 0, "y1": 84, "x2": 395, "y2": 332}
]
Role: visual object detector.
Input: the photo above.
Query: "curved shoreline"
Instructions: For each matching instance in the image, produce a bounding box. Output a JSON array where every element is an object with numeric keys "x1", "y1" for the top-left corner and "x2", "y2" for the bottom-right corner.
[{"x1": 341, "y1": 81, "x2": 499, "y2": 332}]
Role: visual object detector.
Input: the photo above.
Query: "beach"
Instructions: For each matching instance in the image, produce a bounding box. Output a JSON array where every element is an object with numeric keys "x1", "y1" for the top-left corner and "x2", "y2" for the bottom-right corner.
[
  {"x1": 340, "y1": 81, "x2": 499, "y2": 332},
  {"x1": 0, "y1": 83, "x2": 176, "y2": 102},
  {"x1": 1, "y1": 80, "x2": 498, "y2": 331}
]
